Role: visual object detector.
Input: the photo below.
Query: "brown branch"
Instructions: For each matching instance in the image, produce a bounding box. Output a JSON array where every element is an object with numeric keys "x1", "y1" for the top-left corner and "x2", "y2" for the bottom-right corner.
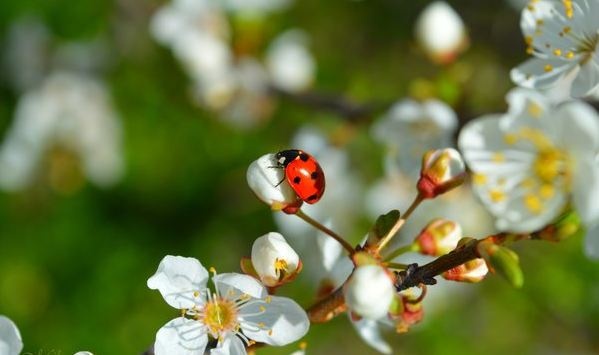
[{"x1": 270, "y1": 86, "x2": 389, "y2": 122}]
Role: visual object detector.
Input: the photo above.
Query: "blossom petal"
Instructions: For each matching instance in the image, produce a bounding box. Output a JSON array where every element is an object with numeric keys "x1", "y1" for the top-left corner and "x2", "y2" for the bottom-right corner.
[
  {"x1": 147, "y1": 255, "x2": 208, "y2": 309},
  {"x1": 351, "y1": 318, "x2": 392, "y2": 355},
  {"x1": 584, "y1": 224, "x2": 599, "y2": 260},
  {"x1": 213, "y1": 273, "x2": 267, "y2": 300},
  {"x1": 246, "y1": 154, "x2": 299, "y2": 208},
  {"x1": 571, "y1": 59, "x2": 599, "y2": 98},
  {"x1": 238, "y1": 296, "x2": 309, "y2": 346},
  {"x1": 573, "y1": 158, "x2": 599, "y2": 225},
  {"x1": 511, "y1": 58, "x2": 574, "y2": 90},
  {"x1": 0, "y1": 316, "x2": 23, "y2": 355},
  {"x1": 553, "y1": 101, "x2": 599, "y2": 154},
  {"x1": 211, "y1": 333, "x2": 246, "y2": 355},
  {"x1": 154, "y1": 317, "x2": 208, "y2": 355}
]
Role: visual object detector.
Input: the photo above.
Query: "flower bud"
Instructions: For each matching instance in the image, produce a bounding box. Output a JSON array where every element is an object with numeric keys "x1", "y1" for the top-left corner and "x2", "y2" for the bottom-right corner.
[
  {"x1": 251, "y1": 232, "x2": 301, "y2": 287},
  {"x1": 247, "y1": 153, "x2": 303, "y2": 212},
  {"x1": 395, "y1": 294, "x2": 424, "y2": 333},
  {"x1": 0, "y1": 315, "x2": 23, "y2": 355},
  {"x1": 414, "y1": 219, "x2": 462, "y2": 256},
  {"x1": 417, "y1": 148, "x2": 466, "y2": 199},
  {"x1": 477, "y1": 241, "x2": 523, "y2": 288},
  {"x1": 344, "y1": 265, "x2": 396, "y2": 320},
  {"x1": 443, "y1": 258, "x2": 488, "y2": 283},
  {"x1": 415, "y1": 1, "x2": 468, "y2": 64}
]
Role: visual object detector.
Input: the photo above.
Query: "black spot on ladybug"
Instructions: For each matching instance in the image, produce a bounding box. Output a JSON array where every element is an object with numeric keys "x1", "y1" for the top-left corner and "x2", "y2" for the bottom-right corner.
[
  {"x1": 310, "y1": 172, "x2": 319, "y2": 180},
  {"x1": 307, "y1": 194, "x2": 318, "y2": 201},
  {"x1": 299, "y1": 153, "x2": 309, "y2": 161},
  {"x1": 293, "y1": 176, "x2": 301, "y2": 184}
]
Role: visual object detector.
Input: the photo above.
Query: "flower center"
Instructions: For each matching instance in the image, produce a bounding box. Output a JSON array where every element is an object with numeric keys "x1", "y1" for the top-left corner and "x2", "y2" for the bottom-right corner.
[
  {"x1": 274, "y1": 258, "x2": 288, "y2": 276},
  {"x1": 201, "y1": 297, "x2": 238, "y2": 338},
  {"x1": 533, "y1": 148, "x2": 570, "y2": 184}
]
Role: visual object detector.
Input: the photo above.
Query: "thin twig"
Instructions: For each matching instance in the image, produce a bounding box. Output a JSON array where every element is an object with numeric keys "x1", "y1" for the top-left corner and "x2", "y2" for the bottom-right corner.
[
  {"x1": 295, "y1": 209, "x2": 355, "y2": 255},
  {"x1": 270, "y1": 86, "x2": 389, "y2": 122}
]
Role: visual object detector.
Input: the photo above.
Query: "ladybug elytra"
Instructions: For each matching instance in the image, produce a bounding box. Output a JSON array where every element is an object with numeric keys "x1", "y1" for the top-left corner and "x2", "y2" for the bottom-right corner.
[{"x1": 275, "y1": 149, "x2": 325, "y2": 204}]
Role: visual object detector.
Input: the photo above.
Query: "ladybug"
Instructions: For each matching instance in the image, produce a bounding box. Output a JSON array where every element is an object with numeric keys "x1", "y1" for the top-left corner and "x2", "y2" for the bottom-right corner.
[{"x1": 275, "y1": 149, "x2": 326, "y2": 204}]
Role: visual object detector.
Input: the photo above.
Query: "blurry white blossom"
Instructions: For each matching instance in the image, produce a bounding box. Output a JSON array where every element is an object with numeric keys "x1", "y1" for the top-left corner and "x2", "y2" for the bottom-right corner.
[
  {"x1": 344, "y1": 265, "x2": 395, "y2": 320},
  {"x1": 458, "y1": 88, "x2": 599, "y2": 248},
  {"x1": 267, "y1": 30, "x2": 315, "y2": 92},
  {"x1": 220, "y1": 0, "x2": 292, "y2": 15},
  {"x1": 2, "y1": 17, "x2": 50, "y2": 92},
  {"x1": 251, "y1": 232, "x2": 301, "y2": 287},
  {"x1": 372, "y1": 99, "x2": 458, "y2": 179},
  {"x1": 414, "y1": 1, "x2": 468, "y2": 64},
  {"x1": 505, "y1": 0, "x2": 529, "y2": 11},
  {"x1": 150, "y1": 0, "x2": 315, "y2": 129},
  {"x1": 0, "y1": 71, "x2": 124, "y2": 191},
  {"x1": 148, "y1": 255, "x2": 309, "y2": 354},
  {"x1": 511, "y1": 0, "x2": 599, "y2": 98},
  {"x1": 0, "y1": 316, "x2": 23, "y2": 355}
]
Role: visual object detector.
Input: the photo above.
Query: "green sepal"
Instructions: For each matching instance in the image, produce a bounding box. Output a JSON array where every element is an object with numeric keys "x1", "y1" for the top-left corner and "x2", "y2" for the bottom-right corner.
[
  {"x1": 536, "y1": 210, "x2": 585, "y2": 242},
  {"x1": 352, "y1": 251, "x2": 379, "y2": 266},
  {"x1": 240, "y1": 257, "x2": 259, "y2": 278},
  {"x1": 388, "y1": 294, "x2": 404, "y2": 318}
]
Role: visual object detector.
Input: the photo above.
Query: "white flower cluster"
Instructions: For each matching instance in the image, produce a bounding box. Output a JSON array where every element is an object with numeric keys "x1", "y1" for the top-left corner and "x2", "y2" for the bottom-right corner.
[
  {"x1": 0, "y1": 18, "x2": 124, "y2": 193},
  {"x1": 150, "y1": 0, "x2": 315, "y2": 129},
  {"x1": 0, "y1": 72, "x2": 124, "y2": 192},
  {"x1": 148, "y1": 233, "x2": 309, "y2": 355}
]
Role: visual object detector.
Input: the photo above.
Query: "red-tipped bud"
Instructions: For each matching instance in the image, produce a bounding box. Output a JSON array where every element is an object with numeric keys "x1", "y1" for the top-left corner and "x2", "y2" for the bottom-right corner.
[
  {"x1": 417, "y1": 148, "x2": 466, "y2": 199},
  {"x1": 443, "y1": 258, "x2": 488, "y2": 283},
  {"x1": 414, "y1": 218, "x2": 462, "y2": 256}
]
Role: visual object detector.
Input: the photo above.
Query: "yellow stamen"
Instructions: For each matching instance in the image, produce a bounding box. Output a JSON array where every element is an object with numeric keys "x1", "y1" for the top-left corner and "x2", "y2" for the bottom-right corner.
[
  {"x1": 524, "y1": 194, "x2": 543, "y2": 214},
  {"x1": 473, "y1": 173, "x2": 487, "y2": 185}
]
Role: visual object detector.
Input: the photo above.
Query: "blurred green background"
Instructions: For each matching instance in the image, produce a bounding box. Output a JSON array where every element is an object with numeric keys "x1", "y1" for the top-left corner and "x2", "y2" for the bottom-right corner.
[{"x1": 0, "y1": 0, "x2": 598, "y2": 354}]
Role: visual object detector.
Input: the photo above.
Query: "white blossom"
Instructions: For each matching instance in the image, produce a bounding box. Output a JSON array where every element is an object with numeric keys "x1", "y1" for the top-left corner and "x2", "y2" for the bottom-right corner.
[
  {"x1": 511, "y1": 0, "x2": 599, "y2": 98},
  {"x1": 344, "y1": 265, "x2": 395, "y2": 320},
  {"x1": 251, "y1": 232, "x2": 300, "y2": 287},
  {"x1": 2, "y1": 17, "x2": 49, "y2": 92},
  {"x1": 0, "y1": 71, "x2": 124, "y2": 191},
  {"x1": 372, "y1": 99, "x2": 458, "y2": 179},
  {"x1": 148, "y1": 255, "x2": 309, "y2": 355},
  {"x1": 458, "y1": 88, "x2": 599, "y2": 241},
  {"x1": 0, "y1": 316, "x2": 23, "y2": 355},
  {"x1": 414, "y1": 1, "x2": 468, "y2": 64},
  {"x1": 247, "y1": 153, "x2": 301, "y2": 210},
  {"x1": 266, "y1": 30, "x2": 315, "y2": 92}
]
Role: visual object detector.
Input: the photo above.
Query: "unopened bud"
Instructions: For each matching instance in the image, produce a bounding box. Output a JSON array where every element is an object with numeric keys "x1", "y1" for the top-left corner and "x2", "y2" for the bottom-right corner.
[
  {"x1": 394, "y1": 293, "x2": 424, "y2": 333},
  {"x1": 534, "y1": 210, "x2": 584, "y2": 242},
  {"x1": 251, "y1": 232, "x2": 301, "y2": 287},
  {"x1": 415, "y1": 219, "x2": 462, "y2": 256},
  {"x1": 417, "y1": 148, "x2": 466, "y2": 199},
  {"x1": 477, "y1": 241, "x2": 523, "y2": 288},
  {"x1": 443, "y1": 258, "x2": 488, "y2": 283},
  {"x1": 247, "y1": 153, "x2": 303, "y2": 212},
  {"x1": 415, "y1": 1, "x2": 468, "y2": 65},
  {"x1": 344, "y1": 265, "x2": 396, "y2": 320}
]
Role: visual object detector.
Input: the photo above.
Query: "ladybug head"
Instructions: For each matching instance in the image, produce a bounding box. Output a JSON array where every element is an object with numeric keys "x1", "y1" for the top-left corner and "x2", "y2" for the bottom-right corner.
[{"x1": 275, "y1": 149, "x2": 303, "y2": 167}]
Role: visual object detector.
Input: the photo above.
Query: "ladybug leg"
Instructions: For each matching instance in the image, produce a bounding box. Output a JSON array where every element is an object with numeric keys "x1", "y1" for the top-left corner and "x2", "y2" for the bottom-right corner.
[{"x1": 274, "y1": 177, "x2": 286, "y2": 187}]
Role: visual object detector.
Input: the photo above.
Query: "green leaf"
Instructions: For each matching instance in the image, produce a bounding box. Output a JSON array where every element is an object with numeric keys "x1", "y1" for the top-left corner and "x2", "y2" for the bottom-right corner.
[{"x1": 367, "y1": 209, "x2": 401, "y2": 245}]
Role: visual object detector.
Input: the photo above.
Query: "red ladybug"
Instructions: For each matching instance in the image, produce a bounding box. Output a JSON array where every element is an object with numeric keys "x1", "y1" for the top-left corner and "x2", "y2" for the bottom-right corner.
[{"x1": 275, "y1": 149, "x2": 325, "y2": 204}]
